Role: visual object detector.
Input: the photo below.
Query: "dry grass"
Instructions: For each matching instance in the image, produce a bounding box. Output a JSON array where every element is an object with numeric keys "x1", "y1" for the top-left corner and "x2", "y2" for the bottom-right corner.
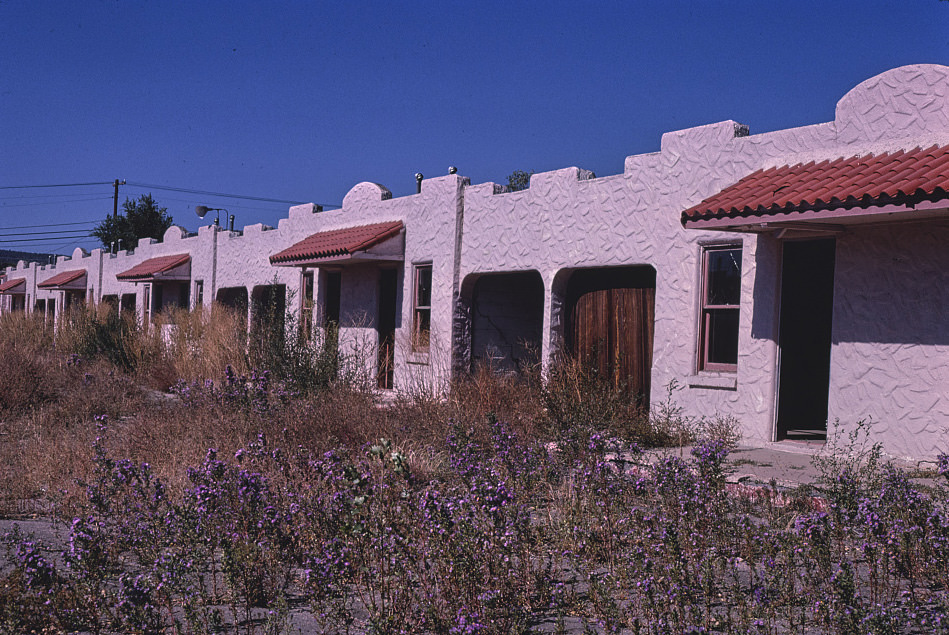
[
  {"x1": 150, "y1": 306, "x2": 250, "y2": 382},
  {"x1": 0, "y1": 311, "x2": 53, "y2": 352},
  {"x1": 0, "y1": 308, "x2": 727, "y2": 515},
  {"x1": 0, "y1": 358, "x2": 147, "y2": 511}
]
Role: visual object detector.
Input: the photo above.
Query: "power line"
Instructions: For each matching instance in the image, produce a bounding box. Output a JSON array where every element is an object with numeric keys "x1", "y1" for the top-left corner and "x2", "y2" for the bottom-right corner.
[
  {"x1": 125, "y1": 181, "x2": 338, "y2": 208},
  {"x1": 0, "y1": 191, "x2": 112, "y2": 200},
  {"x1": 0, "y1": 221, "x2": 100, "y2": 230},
  {"x1": 0, "y1": 229, "x2": 95, "y2": 238},
  {"x1": 0, "y1": 196, "x2": 113, "y2": 208},
  {"x1": 0, "y1": 179, "x2": 341, "y2": 210},
  {"x1": 0, "y1": 235, "x2": 93, "y2": 244},
  {"x1": 0, "y1": 182, "x2": 114, "y2": 190}
]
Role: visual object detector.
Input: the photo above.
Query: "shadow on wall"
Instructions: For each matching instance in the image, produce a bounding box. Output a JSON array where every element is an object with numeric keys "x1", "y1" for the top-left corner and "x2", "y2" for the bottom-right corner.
[
  {"x1": 831, "y1": 224, "x2": 949, "y2": 346},
  {"x1": 751, "y1": 224, "x2": 949, "y2": 346}
]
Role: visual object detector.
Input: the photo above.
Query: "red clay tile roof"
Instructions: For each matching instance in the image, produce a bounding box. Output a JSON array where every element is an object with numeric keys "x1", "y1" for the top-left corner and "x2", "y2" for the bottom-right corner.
[
  {"x1": 682, "y1": 145, "x2": 949, "y2": 225},
  {"x1": 270, "y1": 221, "x2": 404, "y2": 265},
  {"x1": 116, "y1": 254, "x2": 191, "y2": 281},
  {"x1": 38, "y1": 269, "x2": 87, "y2": 289},
  {"x1": 0, "y1": 277, "x2": 26, "y2": 293}
]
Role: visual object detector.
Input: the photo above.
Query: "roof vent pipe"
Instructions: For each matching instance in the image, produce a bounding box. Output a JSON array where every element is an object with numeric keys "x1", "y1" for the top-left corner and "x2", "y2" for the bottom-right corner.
[
  {"x1": 228, "y1": 214, "x2": 235, "y2": 232},
  {"x1": 415, "y1": 173, "x2": 424, "y2": 193},
  {"x1": 449, "y1": 166, "x2": 457, "y2": 174}
]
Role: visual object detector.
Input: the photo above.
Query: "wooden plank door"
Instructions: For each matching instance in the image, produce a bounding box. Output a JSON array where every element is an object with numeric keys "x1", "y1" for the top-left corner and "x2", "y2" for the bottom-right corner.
[{"x1": 569, "y1": 286, "x2": 654, "y2": 406}]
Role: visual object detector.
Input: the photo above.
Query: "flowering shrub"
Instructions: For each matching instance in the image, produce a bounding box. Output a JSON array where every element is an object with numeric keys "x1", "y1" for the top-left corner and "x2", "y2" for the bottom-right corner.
[
  {"x1": 171, "y1": 364, "x2": 292, "y2": 416},
  {"x1": 3, "y1": 412, "x2": 949, "y2": 634}
]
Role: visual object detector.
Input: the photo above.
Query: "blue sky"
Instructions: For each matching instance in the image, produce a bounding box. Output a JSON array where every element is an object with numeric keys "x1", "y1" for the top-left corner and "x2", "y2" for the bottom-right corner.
[{"x1": 1, "y1": 1, "x2": 947, "y2": 255}]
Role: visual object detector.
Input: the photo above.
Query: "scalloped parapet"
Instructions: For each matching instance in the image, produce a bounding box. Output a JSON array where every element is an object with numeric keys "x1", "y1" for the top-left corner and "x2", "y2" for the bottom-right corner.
[
  {"x1": 835, "y1": 64, "x2": 949, "y2": 144},
  {"x1": 342, "y1": 182, "x2": 393, "y2": 209},
  {"x1": 71, "y1": 247, "x2": 89, "y2": 260},
  {"x1": 288, "y1": 203, "x2": 319, "y2": 221},
  {"x1": 163, "y1": 226, "x2": 189, "y2": 242}
]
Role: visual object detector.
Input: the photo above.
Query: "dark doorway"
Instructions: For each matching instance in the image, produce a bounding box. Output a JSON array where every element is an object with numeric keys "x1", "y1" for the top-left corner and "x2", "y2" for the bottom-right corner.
[
  {"x1": 377, "y1": 269, "x2": 398, "y2": 389},
  {"x1": 151, "y1": 284, "x2": 163, "y2": 317},
  {"x1": 322, "y1": 271, "x2": 341, "y2": 328},
  {"x1": 320, "y1": 271, "x2": 342, "y2": 366},
  {"x1": 120, "y1": 293, "x2": 136, "y2": 319},
  {"x1": 251, "y1": 284, "x2": 287, "y2": 351},
  {"x1": 776, "y1": 239, "x2": 836, "y2": 441},
  {"x1": 64, "y1": 290, "x2": 85, "y2": 311},
  {"x1": 216, "y1": 286, "x2": 249, "y2": 331},
  {"x1": 565, "y1": 266, "x2": 656, "y2": 408}
]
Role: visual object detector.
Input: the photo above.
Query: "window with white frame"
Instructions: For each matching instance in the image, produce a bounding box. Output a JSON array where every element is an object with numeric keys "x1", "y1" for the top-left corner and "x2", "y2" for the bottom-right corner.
[
  {"x1": 698, "y1": 245, "x2": 742, "y2": 372},
  {"x1": 412, "y1": 264, "x2": 432, "y2": 351}
]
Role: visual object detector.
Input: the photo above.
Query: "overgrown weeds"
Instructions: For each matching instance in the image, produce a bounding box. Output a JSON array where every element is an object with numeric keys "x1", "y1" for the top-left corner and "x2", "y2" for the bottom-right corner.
[
  {"x1": 8, "y1": 308, "x2": 949, "y2": 633},
  {"x1": 3, "y1": 419, "x2": 949, "y2": 634}
]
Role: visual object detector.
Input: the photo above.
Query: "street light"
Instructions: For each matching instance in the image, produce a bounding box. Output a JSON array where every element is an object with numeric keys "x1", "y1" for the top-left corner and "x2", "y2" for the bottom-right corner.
[{"x1": 195, "y1": 205, "x2": 224, "y2": 227}]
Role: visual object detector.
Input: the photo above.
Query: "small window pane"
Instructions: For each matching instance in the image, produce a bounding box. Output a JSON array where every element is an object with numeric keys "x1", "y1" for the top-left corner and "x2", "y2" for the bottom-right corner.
[
  {"x1": 416, "y1": 311, "x2": 430, "y2": 348},
  {"x1": 416, "y1": 266, "x2": 432, "y2": 307},
  {"x1": 706, "y1": 308, "x2": 739, "y2": 365},
  {"x1": 706, "y1": 248, "x2": 742, "y2": 305},
  {"x1": 413, "y1": 264, "x2": 432, "y2": 351}
]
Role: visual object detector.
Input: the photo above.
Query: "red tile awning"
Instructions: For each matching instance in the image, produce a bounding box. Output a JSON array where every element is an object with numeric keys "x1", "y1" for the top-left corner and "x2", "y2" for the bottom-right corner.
[
  {"x1": 116, "y1": 254, "x2": 191, "y2": 281},
  {"x1": 682, "y1": 145, "x2": 949, "y2": 230},
  {"x1": 38, "y1": 269, "x2": 87, "y2": 289},
  {"x1": 0, "y1": 278, "x2": 26, "y2": 294},
  {"x1": 270, "y1": 220, "x2": 405, "y2": 266}
]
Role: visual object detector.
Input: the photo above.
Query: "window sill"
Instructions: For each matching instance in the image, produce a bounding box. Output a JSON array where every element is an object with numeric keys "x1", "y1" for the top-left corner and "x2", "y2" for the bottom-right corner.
[
  {"x1": 406, "y1": 351, "x2": 430, "y2": 365},
  {"x1": 687, "y1": 373, "x2": 737, "y2": 390}
]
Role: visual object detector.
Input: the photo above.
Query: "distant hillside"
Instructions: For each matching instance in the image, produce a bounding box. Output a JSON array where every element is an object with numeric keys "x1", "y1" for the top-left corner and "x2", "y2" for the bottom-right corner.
[{"x1": 0, "y1": 249, "x2": 56, "y2": 270}]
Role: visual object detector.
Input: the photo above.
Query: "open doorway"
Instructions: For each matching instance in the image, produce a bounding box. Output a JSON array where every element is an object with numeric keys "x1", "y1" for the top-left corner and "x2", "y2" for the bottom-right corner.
[
  {"x1": 377, "y1": 269, "x2": 398, "y2": 389},
  {"x1": 776, "y1": 239, "x2": 836, "y2": 441},
  {"x1": 469, "y1": 271, "x2": 544, "y2": 374}
]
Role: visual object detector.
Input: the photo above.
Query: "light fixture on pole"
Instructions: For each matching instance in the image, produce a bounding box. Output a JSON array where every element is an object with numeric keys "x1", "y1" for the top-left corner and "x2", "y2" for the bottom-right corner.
[{"x1": 195, "y1": 205, "x2": 225, "y2": 227}]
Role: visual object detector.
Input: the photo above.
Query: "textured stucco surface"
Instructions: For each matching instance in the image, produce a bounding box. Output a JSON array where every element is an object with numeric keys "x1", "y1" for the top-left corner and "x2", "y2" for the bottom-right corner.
[
  {"x1": 455, "y1": 64, "x2": 949, "y2": 456},
  {"x1": 4, "y1": 64, "x2": 949, "y2": 459},
  {"x1": 829, "y1": 223, "x2": 949, "y2": 458}
]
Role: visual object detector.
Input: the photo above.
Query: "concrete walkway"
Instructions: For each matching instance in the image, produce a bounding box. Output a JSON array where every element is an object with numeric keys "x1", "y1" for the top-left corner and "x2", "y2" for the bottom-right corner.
[{"x1": 646, "y1": 440, "x2": 943, "y2": 490}]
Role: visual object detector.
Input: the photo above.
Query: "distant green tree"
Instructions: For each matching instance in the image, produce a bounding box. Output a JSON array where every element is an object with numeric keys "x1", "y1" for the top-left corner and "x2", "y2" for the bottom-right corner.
[
  {"x1": 92, "y1": 194, "x2": 173, "y2": 250},
  {"x1": 506, "y1": 169, "x2": 534, "y2": 192}
]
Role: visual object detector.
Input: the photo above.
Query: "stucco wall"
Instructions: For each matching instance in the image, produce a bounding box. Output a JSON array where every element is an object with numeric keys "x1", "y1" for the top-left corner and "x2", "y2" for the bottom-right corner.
[
  {"x1": 457, "y1": 64, "x2": 949, "y2": 455},
  {"x1": 4, "y1": 64, "x2": 949, "y2": 459},
  {"x1": 288, "y1": 175, "x2": 465, "y2": 393},
  {"x1": 829, "y1": 223, "x2": 949, "y2": 458}
]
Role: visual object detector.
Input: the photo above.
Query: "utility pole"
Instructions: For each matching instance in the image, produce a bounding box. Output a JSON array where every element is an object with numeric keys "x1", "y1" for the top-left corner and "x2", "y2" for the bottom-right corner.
[{"x1": 113, "y1": 179, "x2": 126, "y2": 218}]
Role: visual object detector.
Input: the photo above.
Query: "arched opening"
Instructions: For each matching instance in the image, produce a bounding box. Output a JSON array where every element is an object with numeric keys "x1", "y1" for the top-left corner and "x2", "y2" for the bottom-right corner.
[{"x1": 466, "y1": 270, "x2": 545, "y2": 374}]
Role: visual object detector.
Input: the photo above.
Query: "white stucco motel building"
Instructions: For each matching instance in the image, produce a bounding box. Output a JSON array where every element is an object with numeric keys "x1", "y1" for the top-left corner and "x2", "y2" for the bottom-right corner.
[{"x1": 4, "y1": 64, "x2": 949, "y2": 460}]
